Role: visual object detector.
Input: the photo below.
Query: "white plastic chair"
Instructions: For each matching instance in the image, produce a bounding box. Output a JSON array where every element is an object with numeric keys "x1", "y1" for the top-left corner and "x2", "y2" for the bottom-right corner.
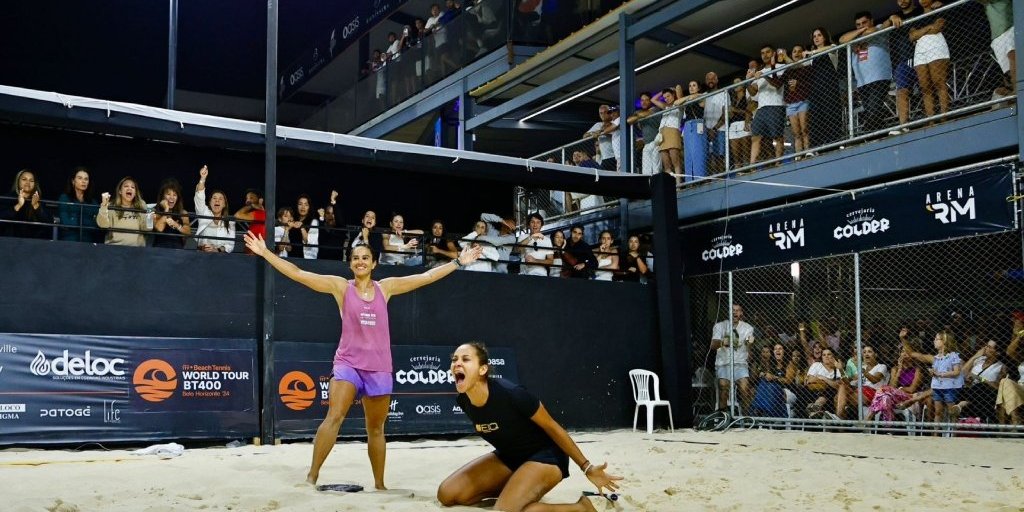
[{"x1": 629, "y1": 369, "x2": 674, "y2": 434}]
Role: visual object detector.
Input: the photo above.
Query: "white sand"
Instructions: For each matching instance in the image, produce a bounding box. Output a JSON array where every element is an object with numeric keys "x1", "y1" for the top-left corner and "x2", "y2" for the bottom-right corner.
[{"x1": 2, "y1": 429, "x2": 1022, "y2": 511}]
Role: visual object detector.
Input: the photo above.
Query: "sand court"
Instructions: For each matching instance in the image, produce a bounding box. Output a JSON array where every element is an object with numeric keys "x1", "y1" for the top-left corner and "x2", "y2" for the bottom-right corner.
[{"x1": 2, "y1": 429, "x2": 1022, "y2": 511}]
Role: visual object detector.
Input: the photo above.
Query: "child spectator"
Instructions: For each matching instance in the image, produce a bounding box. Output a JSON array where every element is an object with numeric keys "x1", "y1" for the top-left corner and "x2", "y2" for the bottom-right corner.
[{"x1": 906, "y1": 330, "x2": 964, "y2": 423}]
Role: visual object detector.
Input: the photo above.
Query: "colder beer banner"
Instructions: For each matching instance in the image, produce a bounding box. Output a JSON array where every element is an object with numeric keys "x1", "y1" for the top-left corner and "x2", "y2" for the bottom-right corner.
[
  {"x1": 273, "y1": 342, "x2": 519, "y2": 439},
  {"x1": 0, "y1": 334, "x2": 259, "y2": 445},
  {"x1": 682, "y1": 164, "x2": 1017, "y2": 275}
]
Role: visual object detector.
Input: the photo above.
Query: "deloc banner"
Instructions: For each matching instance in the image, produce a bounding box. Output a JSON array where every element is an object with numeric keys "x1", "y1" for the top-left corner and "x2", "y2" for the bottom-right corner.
[
  {"x1": 279, "y1": 0, "x2": 410, "y2": 101},
  {"x1": 682, "y1": 163, "x2": 1017, "y2": 275},
  {"x1": 273, "y1": 342, "x2": 519, "y2": 439},
  {"x1": 0, "y1": 334, "x2": 258, "y2": 445}
]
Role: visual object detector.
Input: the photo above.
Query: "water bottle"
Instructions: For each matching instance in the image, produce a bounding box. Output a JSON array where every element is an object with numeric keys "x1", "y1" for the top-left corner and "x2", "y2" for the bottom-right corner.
[{"x1": 145, "y1": 208, "x2": 154, "y2": 230}]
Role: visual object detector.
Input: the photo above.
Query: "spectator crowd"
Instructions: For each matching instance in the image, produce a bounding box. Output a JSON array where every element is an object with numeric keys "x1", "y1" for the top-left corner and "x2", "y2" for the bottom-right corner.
[{"x1": 0, "y1": 166, "x2": 652, "y2": 282}]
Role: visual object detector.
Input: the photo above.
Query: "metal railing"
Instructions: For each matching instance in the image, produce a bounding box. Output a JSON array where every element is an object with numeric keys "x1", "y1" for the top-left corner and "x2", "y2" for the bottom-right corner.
[{"x1": 526, "y1": 0, "x2": 1013, "y2": 191}]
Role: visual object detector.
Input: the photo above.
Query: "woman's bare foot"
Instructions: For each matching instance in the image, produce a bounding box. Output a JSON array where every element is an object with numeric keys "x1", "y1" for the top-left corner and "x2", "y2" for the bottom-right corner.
[
  {"x1": 374, "y1": 483, "x2": 387, "y2": 491},
  {"x1": 577, "y1": 496, "x2": 598, "y2": 512},
  {"x1": 306, "y1": 473, "x2": 318, "y2": 486}
]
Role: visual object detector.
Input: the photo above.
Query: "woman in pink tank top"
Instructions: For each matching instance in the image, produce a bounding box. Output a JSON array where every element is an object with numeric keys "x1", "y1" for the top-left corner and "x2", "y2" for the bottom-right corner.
[{"x1": 244, "y1": 231, "x2": 482, "y2": 489}]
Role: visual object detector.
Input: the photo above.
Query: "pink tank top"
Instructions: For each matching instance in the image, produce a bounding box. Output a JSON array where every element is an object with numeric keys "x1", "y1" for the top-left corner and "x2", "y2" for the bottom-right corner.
[{"x1": 333, "y1": 280, "x2": 392, "y2": 372}]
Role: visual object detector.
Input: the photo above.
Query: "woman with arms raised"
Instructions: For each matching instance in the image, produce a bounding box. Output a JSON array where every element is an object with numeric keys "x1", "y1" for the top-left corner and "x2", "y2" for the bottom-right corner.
[{"x1": 243, "y1": 231, "x2": 481, "y2": 489}]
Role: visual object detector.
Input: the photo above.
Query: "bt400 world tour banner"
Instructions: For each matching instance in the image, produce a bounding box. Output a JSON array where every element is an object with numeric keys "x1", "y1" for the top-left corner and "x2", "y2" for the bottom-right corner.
[
  {"x1": 273, "y1": 342, "x2": 519, "y2": 438},
  {"x1": 0, "y1": 334, "x2": 259, "y2": 445}
]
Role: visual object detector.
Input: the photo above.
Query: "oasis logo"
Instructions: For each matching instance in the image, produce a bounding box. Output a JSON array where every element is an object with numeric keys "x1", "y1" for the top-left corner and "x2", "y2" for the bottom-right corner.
[
  {"x1": 278, "y1": 371, "x2": 316, "y2": 411},
  {"x1": 833, "y1": 208, "x2": 890, "y2": 240},
  {"x1": 415, "y1": 404, "x2": 442, "y2": 415},
  {"x1": 925, "y1": 186, "x2": 975, "y2": 224},
  {"x1": 487, "y1": 358, "x2": 506, "y2": 366},
  {"x1": 701, "y1": 234, "x2": 743, "y2": 261},
  {"x1": 341, "y1": 17, "x2": 360, "y2": 40},
  {"x1": 30, "y1": 350, "x2": 126, "y2": 379},
  {"x1": 768, "y1": 218, "x2": 804, "y2": 250},
  {"x1": 133, "y1": 359, "x2": 178, "y2": 402},
  {"x1": 40, "y1": 406, "x2": 91, "y2": 418},
  {"x1": 288, "y1": 67, "x2": 305, "y2": 86}
]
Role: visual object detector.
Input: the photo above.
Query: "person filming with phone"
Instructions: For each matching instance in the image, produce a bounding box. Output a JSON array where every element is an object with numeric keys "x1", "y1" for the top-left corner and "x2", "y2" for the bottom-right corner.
[{"x1": 711, "y1": 304, "x2": 756, "y2": 414}]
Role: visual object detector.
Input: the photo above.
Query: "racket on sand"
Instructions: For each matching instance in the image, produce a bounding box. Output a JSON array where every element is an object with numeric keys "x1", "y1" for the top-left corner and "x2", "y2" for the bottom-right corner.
[
  {"x1": 582, "y1": 490, "x2": 619, "y2": 502},
  {"x1": 317, "y1": 484, "x2": 364, "y2": 493}
]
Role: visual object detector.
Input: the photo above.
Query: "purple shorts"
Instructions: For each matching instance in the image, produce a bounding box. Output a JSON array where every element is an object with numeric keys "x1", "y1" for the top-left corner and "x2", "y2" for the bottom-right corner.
[{"x1": 332, "y1": 364, "x2": 393, "y2": 398}]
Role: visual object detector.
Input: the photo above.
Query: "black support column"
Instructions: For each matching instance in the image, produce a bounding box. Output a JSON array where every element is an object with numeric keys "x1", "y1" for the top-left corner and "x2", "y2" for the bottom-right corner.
[{"x1": 260, "y1": 0, "x2": 279, "y2": 445}]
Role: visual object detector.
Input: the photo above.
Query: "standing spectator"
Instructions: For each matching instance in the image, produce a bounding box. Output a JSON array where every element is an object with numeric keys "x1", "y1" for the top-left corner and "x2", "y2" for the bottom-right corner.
[
  {"x1": 274, "y1": 207, "x2": 302, "y2": 258},
  {"x1": 478, "y1": 213, "x2": 517, "y2": 274},
  {"x1": 727, "y1": 77, "x2": 753, "y2": 168},
  {"x1": 316, "y1": 191, "x2": 344, "y2": 261},
  {"x1": 425, "y1": 220, "x2": 460, "y2": 268},
  {"x1": 549, "y1": 229, "x2": 566, "y2": 277},
  {"x1": 561, "y1": 224, "x2": 596, "y2": 279},
  {"x1": 592, "y1": 230, "x2": 618, "y2": 281},
  {"x1": 583, "y1": 105, "x2": 616, "y2": 170},
  {"x1": 840, "y1": 11, "x2": 899, "y2": 135},
  {"x1": 151, "y1": 179, "x2": 190, "y2": 250},
  {"x1": 747, "y1": 44, "x2": 787, "y2": 165},
  {"x1": 679, "y1": 80, "x2": 706, "y2": 180},
  {"x1": 57, "y1": 167, "x2": 100, "y2": 243},
  {"x1": 780, "y1": 46, "x2": 812, "y2": 158},
  {"x1": 618, "y1": 235, "x2": 649, "y2": 282},
  {"x1": 2, "y1": 169, "x2": 51, "y2": 239},
  {"x1": 381, "y1": 213, "x2": 423, "y2": 266},
  {"x1": 352, "y1": 210, "x2": 385, "y2": 259},
  {"x1": 97, "y1": 176, "x2": 151, "y2": 247},
  {"x1": 650, "y1": 87, "x2": 684, "y2": 185},
  {"x1": 910, "y1": 0, "x2": 952, "y2": 122},
  {"x1": 295, "y1": 194, "x2": 320, "y2": 259},
  {"x1": 703, "y1": 72, "x2": 729, "y2": 174},
  {"x1": 905, "y1": 331, "x2": 964, "y2": 424},
  {"x1": 711, "y1": 304, "x2": 756, "y2": 413},
  {"x1": 516, "y1": 212, "x2": 553, "y2": 277},
  {"x1": 386, "y1": 31, "x2": 406, "y2": 61},
  {"x1": 193, "y1": 166, "x2": 235, "y2": 254},
  {"x1": 891, "y1": 0, "x2": 925, "y2": 131},
  {"x1": 234, "y1": 188, "x2": 266, "y2": 243},
  {"x1": 978, "y1": 0, "x2": 1015, "y2": 87},
  {"x1": 627, "y1": 92, "x2": 661, "y2": 175},
  {"x1": 805, "y1": 27, "x2": 845, "y2": 148},
  {"x1": 598, "y1": 107, "x2": 622, "y2": 171},
  {"x1": 459, "y1": 220, "x2": 498, "y2": 273},
  {"x1": 571, "y1": 150, "x2": 601, "y2": 169}
]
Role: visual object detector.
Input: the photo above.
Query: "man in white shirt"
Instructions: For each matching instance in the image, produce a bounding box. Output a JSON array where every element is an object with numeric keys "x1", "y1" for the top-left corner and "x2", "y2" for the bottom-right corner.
[
  {"x1": 711, "y1": 304, "x2": 756, "y2": 412},
  {"x1": 746, "y1": 44, "x2": 786, "y2": 165},
  {"x1": 583, "y1": 105, "x2": 615, "y2": 169},
  {"x1": 703, "y1": 72, "x2": 729, "y2": 174},
  {"x1": 516, "y1": 212, "x2": 553, "y2": 277},
  {"x1": 599, "y1": 107, "x2": 622, "y2": 171}
]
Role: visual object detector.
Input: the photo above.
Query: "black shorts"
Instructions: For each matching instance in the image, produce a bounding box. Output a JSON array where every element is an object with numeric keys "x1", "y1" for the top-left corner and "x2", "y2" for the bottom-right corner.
[{"x1": 494, "y1": 446, "x2": 569, "y2": 479}]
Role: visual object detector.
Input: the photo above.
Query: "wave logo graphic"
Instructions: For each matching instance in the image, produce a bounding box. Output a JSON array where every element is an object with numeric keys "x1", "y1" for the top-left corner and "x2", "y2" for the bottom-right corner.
[
  {"x1": 133, "y1": 359, "x2": 177, "y2": 402},
  {"x1": 279, "y1": 371, "x2": 316, "y2": 411}
]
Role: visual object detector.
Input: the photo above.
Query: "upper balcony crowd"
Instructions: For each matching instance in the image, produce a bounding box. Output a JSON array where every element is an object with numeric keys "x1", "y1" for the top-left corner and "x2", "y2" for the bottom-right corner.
[{"x1": 549, "y1": 0, "x2": 1014, "y2": 187}]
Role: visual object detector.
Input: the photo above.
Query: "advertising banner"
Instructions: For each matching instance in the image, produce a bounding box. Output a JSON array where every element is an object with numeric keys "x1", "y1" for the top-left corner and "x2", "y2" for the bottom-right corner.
[
  {"x1": 0, "y1": 334, "x2": 259, "y2": 445},
  {"x1": 273, "y1": 342, "x2": 519, "y2": 439},
  {"x1": 682, "y1": 164, "x2": 1017, "y2": 275},
  {"x1": 279, "y1": 0, "x2": 410, "y2": 101}
]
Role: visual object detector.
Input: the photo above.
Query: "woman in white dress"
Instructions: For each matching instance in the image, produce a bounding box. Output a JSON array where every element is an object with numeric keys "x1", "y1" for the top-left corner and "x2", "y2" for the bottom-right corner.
[{"x1": 592, "y1": 230, "x2": 619, "y2": 281}]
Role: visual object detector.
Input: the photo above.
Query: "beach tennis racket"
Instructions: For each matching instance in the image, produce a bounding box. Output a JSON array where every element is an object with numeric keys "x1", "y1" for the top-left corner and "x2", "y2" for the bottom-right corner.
[
  {"x1": 582, "y1": 490, "x2": 619, "y2": 502},
  {"x1": 317, "y1": 483, "x2": 364, "y2": 493}
]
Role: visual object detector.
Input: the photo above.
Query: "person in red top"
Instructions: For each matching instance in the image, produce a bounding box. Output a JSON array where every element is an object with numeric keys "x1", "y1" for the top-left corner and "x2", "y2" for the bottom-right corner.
[{"x1": 234, "y1": 189, "x2": 266, "y2": 252}]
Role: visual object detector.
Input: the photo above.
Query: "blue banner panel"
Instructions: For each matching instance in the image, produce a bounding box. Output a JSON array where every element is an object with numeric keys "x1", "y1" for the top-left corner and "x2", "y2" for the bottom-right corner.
[
  {"x1": 682, "y1": 164, "x2": 1017, "y2": 275},
  {"x1": 273, "y1": 342, "x2": 519, "y2": 439},
  {"x1": 0, "y1": 334, "x2": 259, "y2": 445}
]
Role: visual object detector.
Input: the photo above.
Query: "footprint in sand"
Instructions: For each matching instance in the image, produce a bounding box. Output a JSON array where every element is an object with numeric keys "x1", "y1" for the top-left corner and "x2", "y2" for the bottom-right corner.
[{"x1": 45, "y1": 500, "x2": 80, "y2": 512}]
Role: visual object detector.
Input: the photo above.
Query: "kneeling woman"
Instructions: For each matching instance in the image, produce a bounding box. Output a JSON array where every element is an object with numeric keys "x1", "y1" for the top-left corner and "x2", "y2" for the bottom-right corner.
[{"x1": 438, "y1": 343, "x2": 621, "y2": 512}]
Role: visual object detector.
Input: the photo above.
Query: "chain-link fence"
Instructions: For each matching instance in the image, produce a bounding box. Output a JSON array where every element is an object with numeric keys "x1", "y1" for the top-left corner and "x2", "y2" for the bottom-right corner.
[
  {"x1": 519, "y1": 132, "x2": 622, "y2": 222},
  {"x1": 690, "y1": 228, "x2": 1024, "y2": 436},
  {"x1": 526, "y1": 0, "x2": 1014, "y2": 189}
]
